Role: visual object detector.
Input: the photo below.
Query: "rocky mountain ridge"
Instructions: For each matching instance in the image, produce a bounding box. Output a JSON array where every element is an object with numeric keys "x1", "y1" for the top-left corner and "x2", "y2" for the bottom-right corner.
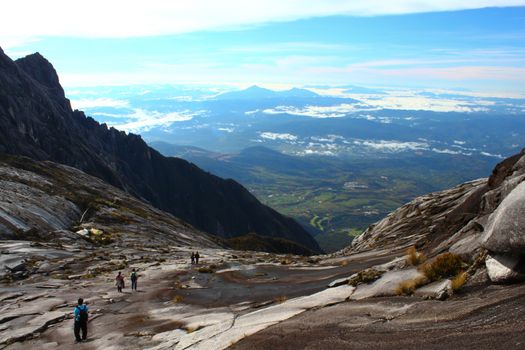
[
  {"x1": 0, "y1": 47, "x2": 321, "y2": 254},
  {"x1": 342, "y1": 148, "x2": 525, "y2": 283}
]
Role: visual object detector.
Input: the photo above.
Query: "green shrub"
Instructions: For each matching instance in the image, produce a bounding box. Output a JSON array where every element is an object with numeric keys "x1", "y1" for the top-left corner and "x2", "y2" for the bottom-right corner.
[{"x1": 420, "y1": 252, "x2": 463, "y2": 281}]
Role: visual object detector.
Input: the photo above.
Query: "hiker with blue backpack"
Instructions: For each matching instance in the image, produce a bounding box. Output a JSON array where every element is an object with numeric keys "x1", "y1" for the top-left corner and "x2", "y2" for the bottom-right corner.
[
  {"x1": 130, "y1": 268, "x2": 138, "y2": 291},
  {"x1": 73, "y1": 298, "x2": 89, "y2": 343}
]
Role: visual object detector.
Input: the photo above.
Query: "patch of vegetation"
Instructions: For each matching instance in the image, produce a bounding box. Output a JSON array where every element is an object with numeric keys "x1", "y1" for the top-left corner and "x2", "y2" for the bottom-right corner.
[
  {"x1": 406, "y1": 246, "x2": 427, "y2": 266},
  {"x1": 172, "y1": 295, "x2": 184, "y2": 303},
  {"x1": 280, "y1": 258, "x2": 292, "y2": 265},
  {"x1": 310, "y1": 214, "x2": 331, "y2": 231},
  {"x1": 395, "y1": 276, "x2": 428, "y2": 295},
  {"x1": 14, "y1": 228, "x2": 43, "y2": 242},
  {"x1": 314, "y1": 230, "x2": 358, "y2": 254},
  {"x1": 274, "y1": 296, "x2": 288, "y2": 303},
  {"x1": 227, "y1": 233, "x2": 315, "y2": 256},
  {"x1": 451, "y1": 271, "x2": 468, "y2": 292},
  {"x1": 81, "y1": 228, "x2": 115, "y2": 245},
  {"x1": 198, "y1": 265, "x2": 216, "y2": 273},
  {"x1": 348, "y1": 268, "x2": 382, "y2": 287},
  {"x1": 419, "y1": 252, "x2": 464, "y2": 282}
]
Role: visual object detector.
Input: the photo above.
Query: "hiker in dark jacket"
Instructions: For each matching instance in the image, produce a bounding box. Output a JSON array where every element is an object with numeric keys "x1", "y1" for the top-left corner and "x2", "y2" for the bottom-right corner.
[
  {"x1": 130, "y1": 268, "x2": 138, "y2": 291},
  {"x1": 191, "y1": 252, "x2": 195, "y2": 264},
  {"x1": 116, "y1": 271, "x2": 125, "y2": 292},
  {"x1": 73, "y1": 298, "x2": 88, "y2": 343},
  {"x1": 195, "y1": 251, "x2": 200, "y2": 264}
]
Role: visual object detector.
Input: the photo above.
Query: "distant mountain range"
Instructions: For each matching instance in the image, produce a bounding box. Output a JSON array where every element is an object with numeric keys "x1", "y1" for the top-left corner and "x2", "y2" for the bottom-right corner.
[
  {"x1": 216, "y1": 85, "x2": 321, "y2": 100},
  {"x1": 0, "y1": 47, "x2": 321, "y2": 254}
]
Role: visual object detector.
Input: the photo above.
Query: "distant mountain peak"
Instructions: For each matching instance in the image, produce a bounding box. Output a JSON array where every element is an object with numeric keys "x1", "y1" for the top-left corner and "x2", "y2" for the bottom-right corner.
[
  {"x1": 216, "y1": 85, "x2": 319, "y2": 100},
  {"x1": 246, "y1": 85, "x2": 272, "y2": 91}
]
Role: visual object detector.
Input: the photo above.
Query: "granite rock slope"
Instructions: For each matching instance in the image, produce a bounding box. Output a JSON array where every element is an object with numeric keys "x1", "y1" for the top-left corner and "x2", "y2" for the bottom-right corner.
[{"x1": 342, "y1": 148, "x2": 525, "y2": 283}]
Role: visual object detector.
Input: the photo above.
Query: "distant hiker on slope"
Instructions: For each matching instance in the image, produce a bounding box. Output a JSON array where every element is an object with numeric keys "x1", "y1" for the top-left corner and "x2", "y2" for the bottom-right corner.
[
  {"x1": 195, "y1": 251, "x2": 200, "y2": 264},
  {"x1": 191, "y1": 252, "x2": 195, "y2": 264},
  {"x1": 116, "y1": 271, "x2": 125, "y2": 292},
  {"x1": 73, "y1": 298, "x2": 89, "y2": 343},
  {"x1": 130, "y1": 268, "x2": 138, "y2": 291}
]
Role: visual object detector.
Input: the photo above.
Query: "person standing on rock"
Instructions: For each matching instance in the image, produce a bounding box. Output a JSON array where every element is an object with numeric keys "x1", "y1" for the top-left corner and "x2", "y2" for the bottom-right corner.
[
  {"x1": 73, "y1": 298, "x2": 89, "y2": 343},
  {"x1": 191, "y1": 252, "x2": 195, "y2": 264},
  {"x1": 130, "y1": 268, "x2": 138, "y2": 291},
  {"x1": 195, "y1": 251, "x2": 200, "y2": 265},
  {"x1": 116, "y1": 271, "x2": 125, "y2": 292}
]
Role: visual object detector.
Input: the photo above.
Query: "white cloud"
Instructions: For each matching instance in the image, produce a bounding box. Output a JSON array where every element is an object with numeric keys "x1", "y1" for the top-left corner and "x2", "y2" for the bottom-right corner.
[
  {"x1": 356, "y1": 92, "x2": 492, "y2": 112},
  {"x1": 353, "y1": 139, "x2": 429, "y2": 152},
  {"x1": 2, "y1": 1, "x2": 524, "y2": 42},
  {"x1": 259, "y1": 132, "x2": 298, "y2": 141},
  {"x1": 431, "y1": 148, "x2": 462, "y2": 155},
  {"x1": 218, "y1": 127, "x2": 235, "y2": 133},
  {"x1": 263, "y1": 104, "x2": 364, "y2": 118},
  {"x1": 109, "y1": 109, "x2": 201, "y2": 133},
  {"x1": 480, "y1": 151, "x2": 504, "y2": 158},
  {"x1": 71, "y1": 98, "x2": 129, "y2": 109}
]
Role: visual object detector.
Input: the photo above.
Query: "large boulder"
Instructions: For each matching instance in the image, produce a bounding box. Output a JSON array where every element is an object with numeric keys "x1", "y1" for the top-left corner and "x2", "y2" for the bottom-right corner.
[
  {"x1": 482, "y1": 180, "x2": 525, "y2": 254},
  {"x1": 485, "y1": 254, "x2": 525, "y2": 283},
  {"x1": 414, "y1": 279, "x2": 452, "y2": 300}
]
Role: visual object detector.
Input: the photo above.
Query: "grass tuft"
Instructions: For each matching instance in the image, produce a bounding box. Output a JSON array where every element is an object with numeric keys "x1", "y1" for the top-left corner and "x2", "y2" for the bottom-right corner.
[
  {"x1": 451, "y1": 271, "x2": 468, "y2": 292},
  {"x1": 395, "y1": 276, "x2": 427, "y2": 295},
  {"x1": 406, "y1": 246, "x2": 427, "y2": 266},
  {"x1": 419, "y1": 252, "x2": 463, "y2": 282},
  {"x1": 274, "y1": 295, "x2": 288, "y2": 303}
]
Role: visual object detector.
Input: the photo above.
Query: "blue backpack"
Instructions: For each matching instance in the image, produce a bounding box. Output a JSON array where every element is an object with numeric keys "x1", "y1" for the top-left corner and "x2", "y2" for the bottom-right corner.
[{"x1": 76, "y1": 305, "x2": 88, "y2": 323}]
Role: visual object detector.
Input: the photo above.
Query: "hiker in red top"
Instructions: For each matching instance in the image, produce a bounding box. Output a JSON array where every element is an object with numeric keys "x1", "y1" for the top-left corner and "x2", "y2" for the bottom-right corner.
[{"x1": 115, "y1": 271, "x2": 125, "y2": 292}]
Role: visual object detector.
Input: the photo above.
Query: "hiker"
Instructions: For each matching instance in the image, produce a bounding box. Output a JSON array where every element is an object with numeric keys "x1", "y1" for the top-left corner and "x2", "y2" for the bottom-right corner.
[
  {"x1": 115, "y1": 271, "x2": 125, "y2": 292},
  {"x1": 195, "y1": 251, "x2": 200, "y2": 265},
  {"x1": 73, "y1": 298, "x2": 88, "y2": 343},
  {"x1": 191, "y1": 252, "x2": 195, "y2": 264},
  {"x1": 130, "y1": 268, "x2": 138, "y2": 291}
]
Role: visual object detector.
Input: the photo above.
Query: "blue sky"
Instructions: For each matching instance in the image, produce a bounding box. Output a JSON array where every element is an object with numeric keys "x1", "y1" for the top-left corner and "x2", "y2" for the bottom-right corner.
[{"x1": 2, "y1": 1, "x2": 525, "y2": 94}]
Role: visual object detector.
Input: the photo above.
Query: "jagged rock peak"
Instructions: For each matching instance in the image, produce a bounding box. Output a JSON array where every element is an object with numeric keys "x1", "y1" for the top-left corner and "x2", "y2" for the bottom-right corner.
[
  {"x1": 15, "y1": 52, "x2": 65, "y2": 99},
  {"x1": 0, "y1": 46, "x2": 9, "y2": 65}
]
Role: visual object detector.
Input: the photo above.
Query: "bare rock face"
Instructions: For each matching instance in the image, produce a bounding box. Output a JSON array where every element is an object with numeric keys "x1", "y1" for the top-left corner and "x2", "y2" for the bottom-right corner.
[
  {"x1": 338, "y1": 149, "x2": 525, "y2": 285},
  {"x1": 414, "y1": 279, "x2": 452, "y2": 300},
  {"x1": 347, "y1": 178, "x2": 487, "y2": 254},
  {"x1": 482, "y1": 181, "x2": 525, "y2": 254},
  {"x1": 0, "y1": 154, "x2": 219, "y2": 249}
]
